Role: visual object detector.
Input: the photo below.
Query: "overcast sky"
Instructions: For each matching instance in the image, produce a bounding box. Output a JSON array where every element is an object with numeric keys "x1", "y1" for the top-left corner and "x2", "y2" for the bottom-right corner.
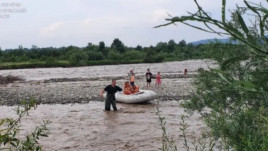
[{"x1": 0, "y1": 0, "x2": 265, "y2": 49}]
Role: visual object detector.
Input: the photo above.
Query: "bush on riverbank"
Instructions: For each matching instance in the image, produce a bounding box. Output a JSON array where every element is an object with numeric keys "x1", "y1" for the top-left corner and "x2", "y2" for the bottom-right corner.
[
  {"x1": 158, "y1": 0, "x2": 268, "y2": 150},
  {"x1": 0, "y1": 99, "x2": 50, "y2": 151}
]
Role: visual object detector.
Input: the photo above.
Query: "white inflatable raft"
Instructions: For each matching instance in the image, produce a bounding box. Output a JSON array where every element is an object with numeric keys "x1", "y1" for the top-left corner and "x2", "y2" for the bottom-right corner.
[{"x1": 103, "y1": 90, "x2": 157, "y2": 103}]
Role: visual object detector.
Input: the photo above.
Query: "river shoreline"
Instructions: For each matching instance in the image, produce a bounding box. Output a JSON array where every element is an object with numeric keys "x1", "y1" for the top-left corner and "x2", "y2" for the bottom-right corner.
[
  {"x1": 0, "y1": 60, "x2": 218, "y2": 151},
  {"x1": 0, "y1": 59, "x2": 216, "y2": 106}
]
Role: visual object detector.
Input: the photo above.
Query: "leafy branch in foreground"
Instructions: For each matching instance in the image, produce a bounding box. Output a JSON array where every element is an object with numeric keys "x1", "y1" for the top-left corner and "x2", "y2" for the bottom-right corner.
[
  {"x1": 156, "y1": 0, "x2": 268, "y2": 55},
  {"x1": 0, "y1": 99, "x2": 50, "y2": 151},
  {"x1": 156, "y1": 100, "x2": 178, "y2": 151},
  {"x1": 157, "y1": 0, "x2": 268, "y2": 150},
  {"x1": 156, "y1": 100, "x2": 216, "y2": 151}
]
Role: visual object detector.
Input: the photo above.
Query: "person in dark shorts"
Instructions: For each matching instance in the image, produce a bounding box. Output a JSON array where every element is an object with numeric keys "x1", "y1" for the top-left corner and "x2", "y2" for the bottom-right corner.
[
  {"x1": 184, "y1": 68, "x2": 188, "y2": 77},
  {"x1": 100, "y1": 79, "x2": 122, "y2": 111},
  {"x1": 130, "y1": 72, "x2": 135, "y2": 86},
  {"x1": 145, "y1": 68, "x2": 153, "y2": 88}
]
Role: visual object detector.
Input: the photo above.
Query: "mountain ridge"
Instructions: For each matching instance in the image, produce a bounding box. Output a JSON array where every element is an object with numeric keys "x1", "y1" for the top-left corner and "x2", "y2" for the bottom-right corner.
[{"x1": 190, "y1": 38, "x2": 238, "y2": 45}]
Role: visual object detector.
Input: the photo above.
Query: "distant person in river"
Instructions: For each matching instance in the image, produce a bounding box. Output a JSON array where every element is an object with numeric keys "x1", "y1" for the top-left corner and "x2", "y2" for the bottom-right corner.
[
  {"x1": 184, "y1": 68, "x2": 188, "y2": 77},
  {"x1": 155, "y1": 72, "x2": 161, "y2": 88},
  {"x1": 145, "y1": 68, "x2": 153, "y2": 88},
  {"x1": 130, "y1": 71, "x2": 135, "y2": 87},
  {"x1": 124, "y1": 81, "x2": 140, "y2": 95},
  {"x1": 128, "y1": 70, "x2": 133, "y2": 77},
  {"x1": 100, "y1": 79, "x2": 122, "y2": 111}
]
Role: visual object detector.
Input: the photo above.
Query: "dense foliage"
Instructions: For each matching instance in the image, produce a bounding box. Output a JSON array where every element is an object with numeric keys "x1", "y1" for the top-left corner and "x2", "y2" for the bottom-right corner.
[
  {"x1": 0, "y1": 99, "x2": 50, "y2": 151},
  {"x1": 158, "y1": 0, "x2": 268, "y2": 150},
  {"x1": 0, "y1": 38, "x2": 243, "y2": 69}
]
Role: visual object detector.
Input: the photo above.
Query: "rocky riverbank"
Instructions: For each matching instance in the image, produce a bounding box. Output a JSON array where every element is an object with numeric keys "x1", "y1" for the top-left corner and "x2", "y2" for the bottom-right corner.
[
  {"x1": 0, "y1": 59, "x2": 216, "y2": 106},
  {"x1": 0, "y1": 60, "x2": 218, "y2": 151},
  {"x1": 0, "y1": 76, "x2": 194, "y2": 106}
]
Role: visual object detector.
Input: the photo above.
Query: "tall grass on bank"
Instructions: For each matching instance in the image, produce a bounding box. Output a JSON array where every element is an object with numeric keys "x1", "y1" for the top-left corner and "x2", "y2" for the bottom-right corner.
[
  {"x1": 157, "y1": 0, "x2": 268, "y2": 150},
  {"x1": 0, "y1": 99, "x2": 50, "y2": 151},
  {"x1": 156, "y1": 100, "x2": 216, "y2": 151},
  {"x1": 156, "y1": 100, "x2": 178, "y2": 151}
]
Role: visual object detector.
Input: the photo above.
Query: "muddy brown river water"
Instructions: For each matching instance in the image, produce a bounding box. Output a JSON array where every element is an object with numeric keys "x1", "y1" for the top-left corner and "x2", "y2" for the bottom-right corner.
[
  {"x1": 0, "y1": 60, "x2": 217, "y2": 150},
  {"x1": 0, "y1": 102, "x2": 206, "y2": 151}
]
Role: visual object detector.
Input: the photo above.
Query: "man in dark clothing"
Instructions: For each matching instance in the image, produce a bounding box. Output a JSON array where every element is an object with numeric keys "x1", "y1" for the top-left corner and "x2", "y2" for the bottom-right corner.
[
  {"x1": 145, "y1": 68, "x2": 153, "y2": 88},
  {"x1": 100, "y1": 79, "x2": 122, "y2": 111}
]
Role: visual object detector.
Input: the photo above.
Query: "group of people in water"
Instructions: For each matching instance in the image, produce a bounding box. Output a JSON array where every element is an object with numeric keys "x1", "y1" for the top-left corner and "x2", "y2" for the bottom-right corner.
[
  {"x1": 100, "y1": 68, "x2": 188, "y2": 111},
  {"x1": 124, "y1": 70, "x2": 140, "y2": 95},
  {"x1": 124, "y1": 68, "x2": 162, "y2": 95},
  {"x1": 100, "y1": 68, "x2": 162, "y2": 111},
  {"x1": 145, "y1": 69, "x2": 162, "y2": 89}
]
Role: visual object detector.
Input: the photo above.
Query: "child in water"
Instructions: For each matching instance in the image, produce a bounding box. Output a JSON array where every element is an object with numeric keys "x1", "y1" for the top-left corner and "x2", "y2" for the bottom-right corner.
[{"x1": 155, "y1": 72, "x2": 161, "y2": 88}]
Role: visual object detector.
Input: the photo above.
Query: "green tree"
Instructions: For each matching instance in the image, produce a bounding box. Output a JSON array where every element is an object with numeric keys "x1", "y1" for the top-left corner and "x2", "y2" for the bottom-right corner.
[
  {"x1": 144, "y1": 48, "x2": 164, "y2": 63},
  {"x1": 167, "y1": 39, "x2": 176, "y2": 53},
  {"x1": 87, "y1": 51, "x2": 104, "y2": 61},
  {"x1": 0, "y1": 48, "x2": 2, "y2": 62},
  {"x1": 69, "y1": 51, "x2": 89, "y2": 65},
  {"x1": 157, "y1": 0, "x2": 268, "y2": 150},
  {"x1": 124, "y1": 50, "x2": 145, "y2": 60},
  {"x1": 107, "y1": 50, "x2": 123, "y2": 60},
  {"x1": 18, "y1": 45, "x2": 23, "y2": 50},
  {"x1": 111, "y1": 38, "x2": 125, "y2": 53},
  {"x1": 98, "y1": 41, "x2": 107, "y2": 56},
  {"x1": 87, "y1": 42, "x2": 93, "y2": 48},
  {"x1": 135, "y1": 45, "x2": 142, "y2": 50},
  {"x1": 178, "y1": 40, "x2": 186, "y2": 47},
  {"x1": 155, "y1": 42, "x2": 167, "y2": 52},
  {"x1": 31, "y1": 45, "x2": 38, "y2": 50}
]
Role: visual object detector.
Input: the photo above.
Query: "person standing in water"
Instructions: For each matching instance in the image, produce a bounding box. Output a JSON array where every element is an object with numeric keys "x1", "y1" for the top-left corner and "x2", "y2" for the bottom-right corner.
[
  {"x1": 130, "y1": 71, "x2": 135, "y2": 87},
  {"x1": 128, "y1": 69, "x2": 132, "y2": 76},
  {"x1": 184, "y1": 68, "x2": 188, "y2": 77},
  {"x1": 100, "y1": 79, "x2": 122, "y2": 111},
  {"x1": 155, "y1": 72, "x2": 161, "y2": 88},
  {"x1": 145, "y1": 68, "x2": 153, "y2": 88}
]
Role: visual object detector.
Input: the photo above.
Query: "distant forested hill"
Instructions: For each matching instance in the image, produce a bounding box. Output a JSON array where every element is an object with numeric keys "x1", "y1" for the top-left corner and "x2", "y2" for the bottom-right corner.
[
  {"x1": 0, "y1": 38, "x2": 245, "y2": 69},
  {"x1": 190, "y1": 38, "x2": 238, "y2": 45}
]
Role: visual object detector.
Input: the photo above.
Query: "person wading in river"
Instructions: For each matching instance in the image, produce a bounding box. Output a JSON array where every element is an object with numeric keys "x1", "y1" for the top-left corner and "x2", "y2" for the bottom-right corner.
[
  {"x1": 130, "y1": 71, "x2": 135, "y2": 87},
  {"x1": 100, "y1": 79, "x2": 122, "y2": 111},
  {"x1": 145, "y1": 68, "x2": 153, "y2": 88}
]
